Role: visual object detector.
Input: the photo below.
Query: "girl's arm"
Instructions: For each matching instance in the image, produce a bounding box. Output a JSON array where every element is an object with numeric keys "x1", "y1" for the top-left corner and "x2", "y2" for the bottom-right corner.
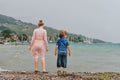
[
  {"x1": 29, "y1": 30, "x2": 36, "y2": 50},
  {"x1": 44, "y1": 30, "x2": 48, "y2": 52},
  {"x1": 54, "y1": 46, "x2": 58, "y2": 56},
  {"x1": 67, "y1": 46, "x2": 71, "y2": 56}
]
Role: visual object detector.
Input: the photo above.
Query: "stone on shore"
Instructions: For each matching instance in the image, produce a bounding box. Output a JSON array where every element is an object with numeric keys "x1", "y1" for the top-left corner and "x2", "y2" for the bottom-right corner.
[{"x1": 0, "y1": 71, "x2": 120, "y2": 80}]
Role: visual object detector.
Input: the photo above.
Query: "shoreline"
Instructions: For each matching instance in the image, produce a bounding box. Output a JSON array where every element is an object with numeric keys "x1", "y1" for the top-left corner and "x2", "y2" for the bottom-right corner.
[{"x1": 0, "y1": 71, "x2": 120, "y2": 80}]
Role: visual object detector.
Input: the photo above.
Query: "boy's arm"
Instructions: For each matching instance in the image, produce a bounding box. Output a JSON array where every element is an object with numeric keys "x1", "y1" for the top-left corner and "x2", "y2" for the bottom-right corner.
[
  {"x1": 67, "y1": 46, "x2": 71, "y2": 56},
  {"x1": 54, "y1": 46, "x2": 58, "y2": 56}
]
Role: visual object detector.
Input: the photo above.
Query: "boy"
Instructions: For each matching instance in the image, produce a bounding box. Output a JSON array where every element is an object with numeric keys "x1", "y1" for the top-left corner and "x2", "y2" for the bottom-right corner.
[{"x1": 54, "y1": 30, "x2": 71, "y2": 75}]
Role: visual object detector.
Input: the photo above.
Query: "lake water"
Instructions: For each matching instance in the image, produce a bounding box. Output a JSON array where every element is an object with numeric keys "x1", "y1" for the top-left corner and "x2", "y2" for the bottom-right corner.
[{"x1": 0, "y1": 43, "x2": 120, "y2": 72}]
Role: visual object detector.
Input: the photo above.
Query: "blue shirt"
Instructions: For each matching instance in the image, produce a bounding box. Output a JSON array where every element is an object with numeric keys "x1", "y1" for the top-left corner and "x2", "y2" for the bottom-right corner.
[{"x1": 56, "y1": 38, "x2": 69, "y2": 54}]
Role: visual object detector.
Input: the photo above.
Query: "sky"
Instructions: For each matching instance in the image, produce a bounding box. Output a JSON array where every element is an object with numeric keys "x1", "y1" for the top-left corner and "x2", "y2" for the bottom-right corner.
[{"x1": 0, "y1": 0, "x2": 120, "y2": 43}]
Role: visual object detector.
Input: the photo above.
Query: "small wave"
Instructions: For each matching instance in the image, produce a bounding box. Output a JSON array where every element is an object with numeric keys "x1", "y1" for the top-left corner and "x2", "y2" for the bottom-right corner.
[{"x1": 0, "y1": 67, "x2": 11, "y2": 71}]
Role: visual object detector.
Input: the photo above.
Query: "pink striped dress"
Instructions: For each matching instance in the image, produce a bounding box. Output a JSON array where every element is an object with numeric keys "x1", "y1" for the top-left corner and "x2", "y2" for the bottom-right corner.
[{"x1": 30, "y1": 28, "x2": 48, "y2": 59}]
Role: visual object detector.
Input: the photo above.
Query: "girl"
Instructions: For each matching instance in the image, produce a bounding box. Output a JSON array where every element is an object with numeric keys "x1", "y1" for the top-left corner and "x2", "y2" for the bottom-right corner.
[{"x1": 29, "y1": 20, "x2": 48, "y2": 72}]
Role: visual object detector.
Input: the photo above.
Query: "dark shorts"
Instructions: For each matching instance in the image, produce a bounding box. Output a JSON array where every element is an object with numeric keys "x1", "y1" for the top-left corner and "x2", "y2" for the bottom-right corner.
[{"x1": 57, "y1": 52, "x2": 67, "y2": 68}]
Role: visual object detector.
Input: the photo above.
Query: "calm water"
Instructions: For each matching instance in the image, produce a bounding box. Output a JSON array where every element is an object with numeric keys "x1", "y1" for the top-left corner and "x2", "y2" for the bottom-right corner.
[{"x1": 0, "y1": 43, "x2": 120, "y2": 72}]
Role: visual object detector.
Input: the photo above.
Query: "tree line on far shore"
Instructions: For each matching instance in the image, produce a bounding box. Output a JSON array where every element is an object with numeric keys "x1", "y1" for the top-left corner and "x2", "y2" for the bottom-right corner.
[{"x1": 0, "y1": 29, "x2": 85, "y2": 43}]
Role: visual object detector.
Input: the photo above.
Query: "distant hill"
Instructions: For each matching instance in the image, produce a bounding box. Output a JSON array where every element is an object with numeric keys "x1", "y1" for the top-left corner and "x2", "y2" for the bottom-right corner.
[
  {"x1": 0, "y1": 26, "x2": 9, "y2": 30},
  {"x1": 0, "y1": 14, "x2": 105, "y2": 43},
  {"x1": 0, "y1": 14, "x2": 59, "y2": 36}
]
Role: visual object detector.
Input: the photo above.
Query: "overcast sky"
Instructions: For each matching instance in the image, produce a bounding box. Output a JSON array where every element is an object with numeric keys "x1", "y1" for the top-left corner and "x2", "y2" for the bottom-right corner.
[{"x1": 0, "y1": 0, "x2": 120, "y2": 43}]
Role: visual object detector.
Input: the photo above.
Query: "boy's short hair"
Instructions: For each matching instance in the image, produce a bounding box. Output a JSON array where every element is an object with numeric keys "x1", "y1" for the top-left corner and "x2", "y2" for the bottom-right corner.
[
  {"x1": 59, "y1": 30, "x2": 65, "y2": 38},
  {"x1": 64, "y1": 30, "x2": 67, "y2": 35}
]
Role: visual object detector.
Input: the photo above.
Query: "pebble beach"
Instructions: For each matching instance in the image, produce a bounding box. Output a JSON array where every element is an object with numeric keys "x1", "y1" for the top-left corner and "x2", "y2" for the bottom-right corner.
[{"x1": 1, "y1": 71, "x2": 120, "y2": 80}]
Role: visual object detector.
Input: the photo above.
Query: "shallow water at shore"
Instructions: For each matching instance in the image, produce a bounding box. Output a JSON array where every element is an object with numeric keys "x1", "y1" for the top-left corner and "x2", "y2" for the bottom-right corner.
[{"x1": 0, "y1": 43, "x2": 120, "y2": 72}]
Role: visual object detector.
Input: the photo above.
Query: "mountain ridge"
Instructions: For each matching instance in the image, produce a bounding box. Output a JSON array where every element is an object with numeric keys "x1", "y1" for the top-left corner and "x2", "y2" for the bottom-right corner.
[{"x1": 0, "y1": 14, "x2": 105, "y2": 43}]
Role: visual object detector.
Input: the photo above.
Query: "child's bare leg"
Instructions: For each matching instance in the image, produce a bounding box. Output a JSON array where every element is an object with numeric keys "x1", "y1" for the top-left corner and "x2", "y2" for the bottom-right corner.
[
  {"x1": 57, "y1": 67, "x2": 61, "y2": 75},
  {"x1": 63, "y1": 68, "x2": 67, "y2": 71},
  {"x1": 57, "y1": 67, "x2": 61, "y2": 71},
  {"x1": 63, "y1": 68, "x2": 67, "y2": 74},
  {"x1": 41, "y1": 58, "x2": 46, "y2": 71},
  {"x1": 34, "y1": 57, "x2": 39, "y2": 71}
]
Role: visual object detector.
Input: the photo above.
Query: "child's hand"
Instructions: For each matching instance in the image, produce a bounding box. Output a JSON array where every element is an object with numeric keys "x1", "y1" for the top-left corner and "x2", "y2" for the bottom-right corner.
[
  {"x1": 54, "y1": 53, "x2": 57, "y2": 56},
  {"x1": 46, "y1": 47, "x2": 48, "y2": 52},
  {"x1": 29, "y1": 47, "x2": 31, "y2": 51},
  {"x1": 67, "y1": 46, "x2": 71, "y2": 56},
  {"x1": 68, "y1": 53, "x2": 71, "y2": 56}
]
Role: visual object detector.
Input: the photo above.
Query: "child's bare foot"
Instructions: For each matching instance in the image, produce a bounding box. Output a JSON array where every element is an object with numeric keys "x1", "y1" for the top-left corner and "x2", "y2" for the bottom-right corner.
[
  {"x1": 42, "y1": 69, "x2": 48, "y2": 73},
  {"x1": 34, "y1": 70, "x2": 39, "y2": 73},
  {"x1": 42, "y1": 71, "x2": 48, "y2": 73},
  {"x1": 63, "y1": 71, "x2": 67, "y2": 75},
  {"x1": 57, "y1": 70, "x2": 61, "y2": 76}
]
